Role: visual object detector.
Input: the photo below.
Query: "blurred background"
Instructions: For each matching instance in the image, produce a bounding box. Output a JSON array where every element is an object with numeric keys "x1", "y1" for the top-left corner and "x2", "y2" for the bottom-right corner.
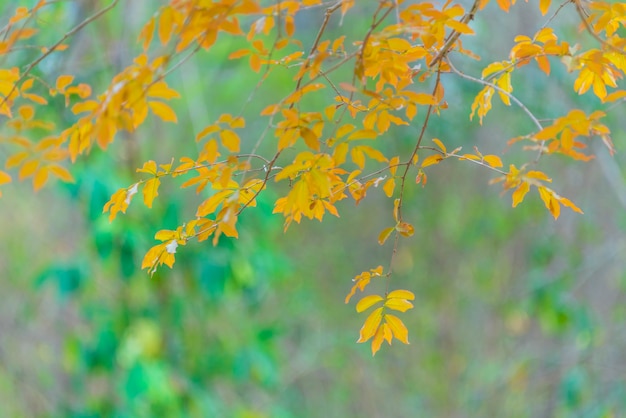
[{"x1": 2, "y1": 1, "x2": 626, "y2": 417}]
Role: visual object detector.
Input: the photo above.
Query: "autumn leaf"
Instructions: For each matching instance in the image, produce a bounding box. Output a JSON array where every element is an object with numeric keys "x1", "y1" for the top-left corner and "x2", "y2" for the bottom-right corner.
[
  {"x1": 143, "y1": 177, "x2": 161, "y2": 208},
  {"x1": 149, "y1": 101, "x2": 178, "y2": 123},
  {"x1": 356, "y1": 295, "x2": 384, "y2": 313},
  {"x1": 511, "y1": 181, "x2": 530, "y2": 207}
]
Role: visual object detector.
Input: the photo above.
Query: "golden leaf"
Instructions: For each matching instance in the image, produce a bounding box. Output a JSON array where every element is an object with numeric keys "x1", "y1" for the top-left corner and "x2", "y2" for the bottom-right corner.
[
  {"x1": 143, "y1": 177, "x2": 161, "y2": 208},
  {"x1": 483, "y1": 155, "x2": 503, "y2": 168},
  {"x1": 149, "y1": 101, "x2": 178, "y2": 123},
  {"x1": 421, "y1": 154, "x2": 443, "y2": 168},
  {"x1": 378, "y1": 226, "x2": 395, "y2": 245},
  {"x1": 356, "y1": 295, "x2": 384, "y2": 313},
  {"x1": 383, "y1": 178, "x2": 395, "y2": 198},
  {"x1": 385, "y1": 314, "x2": 409, "y2": 344},
  {"x1": 511, "y1": 181, "x2": 530, "y2": 207},
  {"x1": 387, "y1": 289, "x2": 415, "y2": 300},
  {"x1": 357, "y1": 307, "x2": 383, "y2": 343},
  {"x1": 220, "y1": 129, "x2": 240, "y2": 152},
  {"x1": 384, "y1": 298, "x2": 414, "y2": 312}
]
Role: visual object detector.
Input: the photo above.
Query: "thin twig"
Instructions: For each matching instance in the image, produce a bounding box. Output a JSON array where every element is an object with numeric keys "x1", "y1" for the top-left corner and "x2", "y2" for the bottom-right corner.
[
  {"x1": 447, "y1": 59, "x2": 543, "y2": 132},
  {"x1": 0, "y1": 0, "x2": 119, "y2": 109},
  {"x1": 430, "y1": 0, "x2": 479, "y2": 68}
]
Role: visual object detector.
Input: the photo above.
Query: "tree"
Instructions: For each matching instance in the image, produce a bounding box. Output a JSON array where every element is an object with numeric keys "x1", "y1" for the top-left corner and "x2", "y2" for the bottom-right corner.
[{"x1": 0, "y1": 0, "x2": 621, "y2": 356}]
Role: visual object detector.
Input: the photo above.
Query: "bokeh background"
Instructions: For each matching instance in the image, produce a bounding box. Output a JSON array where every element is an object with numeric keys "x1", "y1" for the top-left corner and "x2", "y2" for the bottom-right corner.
[{"x1": 2, "y1": 1, "x2": 626, "y2": 417}]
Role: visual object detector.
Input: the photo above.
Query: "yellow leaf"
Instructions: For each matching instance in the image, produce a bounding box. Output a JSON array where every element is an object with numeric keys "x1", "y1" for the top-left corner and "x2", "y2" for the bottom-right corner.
[
  {"x1": 0, "y1": 170, "x2": 11, "y2": 186},
  {"x1": 147, "y1": 81, "x2": 180, "y2": 100},
  {"x1": 19, "y1": 159, "x2": 39, "y2": 179},
  {"x1": 33, "y1": 167, "x2": 48, "y2": 191},
  {"x1": 383, "y1": 178, "x2": 395, "y2": 197},
  {"x1": 49, "y1": 165, "x2": 74, "y2": 183},
  {"x1": 483, "y1": 155, "x2": 503, "y2": 168},
  {"x1": 149, "y1": 101, "x2": 177, "y2": 123},
  {"x1": 56, "y1": 75, "x2": 74, "y2": 93},
  {"x1": 432, "y1": 138, "x2": 446, "y2": 153},
  {"x1": 389, "y1": 156, "x2": 400, "y2": 176},
  {"x1": 558, "y1": 196, "x2": 583, "y2": 214},
  {"x1": 351, "y1": 147, "x2": 365, "y2": 169},
  {"x1": 382, "y1": 322, "x2": 393, "y2": 345},
  {"x1": 333, "y1": 142, "x2": 349, "y2": 165},
  {"x1": 158, "y1": 6, "x2": 174, "y2": 45},
  {"x1": 337, "y1": 124, "x2": 355, "y2": 138},
  {"x1": 387, "y1": 289, "x2": 415, "y2": 300},
  {"x1": 71, "y1": 101, "x2": 98, "y2": 115},
  {"x1": 512, "y1": 181, "x2": 530, "y2": 207},
  {"x1": 385, "y1": 314, "x2": 409, "y2": 344},
  {"x1": 348, "y1": 129, "x2": 378, "y2": 141},
  {"x1": 143, "y1": 177, "x2": 160, "y2": 208},
  {"x1": 300, "y1": 127, "x2": 319, "y2": 151},
  {"x1": 539, "y1": 0, "x2": 551, "y2": 15},
  {"x1": 220, "y1": 129, "x2": 240, "y2": 152},
  {"x1": 138, "y1": 17, "x2": 155, "y2": 50},
  {"x1": 384, "y1": 298, "x2": 414, "y2": 312},
  {"x1": 371, "y1": 326, "x2": 385, "y2": 356},
  {"x1": 421, "y1": 154, "x2": 443, "y2": 168},
  {"x1": 155, "y1": 229, "x2": 176, "y2": 241},
  {"x1": 197, "y1": 190, "x2": 233, "y2": 217},
  {"x1": 538, "y1": 187, "x2": 560, "y2": 219},
  {"x1": 6, "y1": 152, "x2": 28, "y2": 169},
  {"x1": 378, "y1": 226, "x2": 395, "y2": 245},
  {"x1": 137, "y1": 160, "x2": 157, "y2": 175},
  {"x1": 446, "y1": 19, "x2": 474, "y2": 34},
  {"x1": 356, "y1": 295, "x2": 384, "y2": 313},
  {"x1": 357, "y1": 307, "x2": 383, "y2": 343},
  {"x1": 526, "y1": 170, "x2": 551, "y2": 182}
]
